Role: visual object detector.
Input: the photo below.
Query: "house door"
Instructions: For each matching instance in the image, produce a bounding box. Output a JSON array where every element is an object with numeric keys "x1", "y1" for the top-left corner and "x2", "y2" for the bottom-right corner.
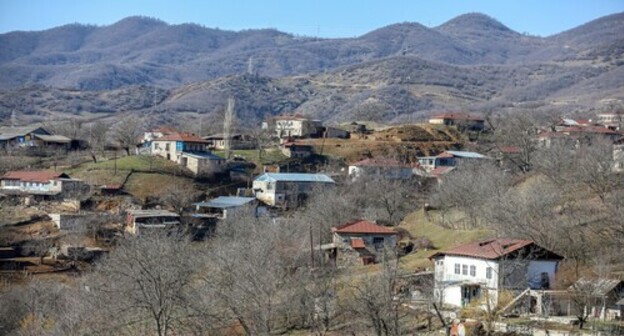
[{"x1": 461, "y1": 285, "x2": 481, "y2": 306}]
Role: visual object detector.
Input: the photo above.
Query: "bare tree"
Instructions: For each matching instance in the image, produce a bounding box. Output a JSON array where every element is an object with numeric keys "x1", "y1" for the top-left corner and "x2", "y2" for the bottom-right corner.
[
  {"x1": 86, "y1": 121, "x2": 110, "y2": 163},
  {"x1": 160, "y1": 180, "x2": 199, "y2": 215},
  {"x1": 342, "y1": 255, "x2": 407, "y2": 336},
  {"x1": 113, "y1": 115, "x2": 144, "y2": 156},
  {"x1": 202, "y1": 214, "x2": 309, "y2": 335},
  {"x1": 85, "y1": 232, "x2": 201, "y2": 336},
  {"x1": 493, "y1": 113, "x2": 539, "y2": 173},
  {"x1": 432, "y1": 161, "x2": 509, "y2": 228}
]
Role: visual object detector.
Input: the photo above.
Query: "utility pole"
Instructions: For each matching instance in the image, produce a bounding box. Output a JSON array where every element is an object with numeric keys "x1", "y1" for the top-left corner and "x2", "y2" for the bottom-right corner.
[{"x1": 223, "y1": 97, "x2": 235, "y2": 159}]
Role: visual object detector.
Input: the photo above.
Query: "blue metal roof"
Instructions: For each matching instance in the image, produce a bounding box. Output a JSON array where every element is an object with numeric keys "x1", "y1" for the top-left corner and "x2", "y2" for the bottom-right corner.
[
  {"x1": 444, "y1": 151, "x2": 489, "y2": 159},
  {"x1": 254, "y1": 173, "x2": 335, "y2": 183},
  {"x1": 194, "y1": 196, "x2": 256, "y2": 209}
]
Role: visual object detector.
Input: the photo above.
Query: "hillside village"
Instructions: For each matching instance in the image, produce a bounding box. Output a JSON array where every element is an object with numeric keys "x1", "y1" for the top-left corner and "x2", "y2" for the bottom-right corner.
[
  {"x1": 1, "y1": 105, "x2": 623, "y2": 335},
  {"x1": 1, "y1": 7, "x2": 624, "y2": 336}
]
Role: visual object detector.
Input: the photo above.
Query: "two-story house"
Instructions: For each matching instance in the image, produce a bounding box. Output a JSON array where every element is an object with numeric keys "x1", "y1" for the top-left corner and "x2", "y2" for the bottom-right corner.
[
  {"x1": 203, "y1": 133, "x2": 255, "y2": 150},
  {"x1": 252, "y1": 173, "x2": 335, "y2": 207},
  {"x1": 151, "y1": 132, "x2": 225, "y2": 176},
  {"x1": 262, "y1": 115, "x2": 322, "y2": 139},
  {"x1": 430, "y1": 238, "x2": 563, "y2": 309},
  {"x1": 327, "y1": 220, "x2": 398, "y2": 265}
]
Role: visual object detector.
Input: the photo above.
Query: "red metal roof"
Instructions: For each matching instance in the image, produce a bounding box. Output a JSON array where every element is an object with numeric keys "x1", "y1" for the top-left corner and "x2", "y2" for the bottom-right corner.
[
  {"x1": 1, "y1": 171, "x2": 68, "y2": 183},
  {"x1": 154, "y1": 132, "x2": 208, "y2": 143},
  {"x1": 561, "y1": 126, "x2": 619, "y2": 135},
  {"x1": 431, "y1": 238, "x2": 536, "y2": 260},
  {"x1": 430, "y1": 113, "x2": 484, "y2": 121},
  {"x1": 334, "y1": 220, "x2": 397, "y2": 235},
  {"x1": 350, "y1": 238, "x2": 366, "y2": 249}
]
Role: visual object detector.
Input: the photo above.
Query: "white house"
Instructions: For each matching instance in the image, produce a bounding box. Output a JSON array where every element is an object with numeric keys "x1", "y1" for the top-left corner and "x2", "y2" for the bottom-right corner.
[
  {"x1": 151, "y1": 132, "x2": 226, "y2": 176},
  {"x1": 262, "y1": 115, "x2": 322, "y2": 139},
  {"x1": 418, "y1": 151, "x2": 489, "y2": 172},
  {"x1": 430, "y1": 238, "x2": 563, "y2": 309},
  {"x1": 252, "y1": 173, "x2": 335, "y2": 207},
  {"x1": 348, "y1": 158, "x2": 416, "y2": 180},
  {"x1": 0, "y1": 170, "x2": 86, "y2": 198}
]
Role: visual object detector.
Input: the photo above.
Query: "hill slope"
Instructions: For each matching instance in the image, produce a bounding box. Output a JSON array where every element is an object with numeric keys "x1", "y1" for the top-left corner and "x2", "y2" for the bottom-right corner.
[{"x1": 0, "y1": 13, "x2": 622, "y2": 90}]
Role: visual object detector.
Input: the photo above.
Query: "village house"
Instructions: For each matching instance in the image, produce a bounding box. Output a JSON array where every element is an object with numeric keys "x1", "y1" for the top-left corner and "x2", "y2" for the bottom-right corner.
[
  {"x1": 0, "y1": 171, "x2": 87, "y2": 199},
  {"x1": 203, "y1": 133, "x2": 255, "y2": 150},
  {"x1": 151, "y1": 132, "x2": 226, "y2": 176},
  {"x1": 559, "y1": 125, "x2": 621, "y2": 144},
  {"x1": 430, "y1": 238, "x2": 563, "y2": 309},
  {"x1": 252, "y1": 172, "x2": 335, "y2": 207},
  {"x1": 262, "y1": 115, "x2": 323, "y2": 139},
  {"x1": 418, "y1": 150, "x2": 489, "y2": 172},
  {"x1": 193, "y1": 196, "x2": 260, "y2": 220},
  {"x1": 331, "y1": 220, "x2": 398, "y2": 265},
  {"x1": 348, "y1": 158, "x2": 417, "y2": 180},
  {"x1": 126, "y1": 209, "x2": 180, "y2": 235},
  {"x1": 280, "y1": 141, "x2": 314, "y2": 158},
  {"x1": 0, "y1": 125, "x2": 72, "y2": 149},
  {"x1": 596, "y1": 112, "x2": 622, "y2": 131},
  {"x1": 141, "y1": 126, "x2": 178, "y2": 146},
  {"x1": 428, "y1": 113, "x2": 485, "y2": 132},
  {"x1": 569, "y1": 278, "x2": 624, "y2": 321}
]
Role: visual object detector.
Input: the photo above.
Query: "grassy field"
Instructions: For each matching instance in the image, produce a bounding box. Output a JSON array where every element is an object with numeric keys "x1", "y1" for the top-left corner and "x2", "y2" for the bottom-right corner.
[
  {"x1": 397, "y1": 209, "x2": 492, "y2": 272},
  {"x1": 123, "y1": 172, "x2": 196, "y2": 202},
  {"x1": 72, "y1": 155, "x2": 181, "y2": 173}
]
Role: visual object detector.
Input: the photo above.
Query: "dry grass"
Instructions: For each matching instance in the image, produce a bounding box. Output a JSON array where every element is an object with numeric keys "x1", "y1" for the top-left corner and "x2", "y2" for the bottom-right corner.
[
  {"x1": 397, "y1": 209, "x2": 492, "y2": 272},
  {"x1": 123, "y1": 173, "x2": 196, "y2": 202}
]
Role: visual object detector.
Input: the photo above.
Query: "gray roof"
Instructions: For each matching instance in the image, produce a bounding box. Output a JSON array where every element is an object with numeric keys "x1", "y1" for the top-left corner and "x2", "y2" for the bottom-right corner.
[
  {"x1": 182, "y1": 151, "x2": 224, "y2": 160},
  {"x1": 617, "y1": 298, "x2": 624, "y2": 306},
  {"x1": 569, "y1": 278, "x2": 623, "y2": 296},
  {"x1": 0, "y1": 125, "x2": 49, "y2": 137},
  {"x1": 194, "y1": 196, "x2": 256, "y2": 209},
  {"x1": 255, "y1": 173, "x2": 335, "y2": 183},
  {"x1": 445, "y1": 151, "x2": 490, "y2": 159},
  {"x1": 127, "y1": 209, "x2": 180, "y2": 218},
  {"x1": 34, "y1": 134, "x2": 72, "y2": 143}
]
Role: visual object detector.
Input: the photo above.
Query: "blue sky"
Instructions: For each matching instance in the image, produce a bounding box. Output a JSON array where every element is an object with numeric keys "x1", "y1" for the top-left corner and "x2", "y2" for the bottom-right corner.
[{"x1": 1, "y1": 0, "x2": 623, "y2": 37}]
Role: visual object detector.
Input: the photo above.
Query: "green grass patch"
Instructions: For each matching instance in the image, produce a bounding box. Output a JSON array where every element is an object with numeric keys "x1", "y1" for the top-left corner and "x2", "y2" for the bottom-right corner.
[
  {"x1": 398, "y1": 209, "x2": 492, "y2": 271},
  {"x1": 74, "y1": 155, "x2": 181, "y2": 173}
]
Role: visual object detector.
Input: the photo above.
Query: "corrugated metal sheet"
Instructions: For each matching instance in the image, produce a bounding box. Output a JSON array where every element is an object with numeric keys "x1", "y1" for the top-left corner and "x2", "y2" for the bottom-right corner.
[
  {"x1": 445, "y1": 151, "x2": 489, "y2": 159},
  {"x1": 182, "y1": 151, "x2": 224, "y2": 160},
  {"x1": 255, "y1": 173, "x2": 335, "y2": 183},
  {"x1": 194, "y1": 196, "x2": 255, "y2": 209}
]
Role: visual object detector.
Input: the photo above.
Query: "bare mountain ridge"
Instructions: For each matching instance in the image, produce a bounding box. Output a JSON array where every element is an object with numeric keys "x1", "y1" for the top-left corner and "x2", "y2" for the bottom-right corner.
[
  {"x1": 2, "y1": 54, "x2": 621, "y2": 126},
  {"x1": 1, "y1": 13, "x2": 622, "y2": 90}
]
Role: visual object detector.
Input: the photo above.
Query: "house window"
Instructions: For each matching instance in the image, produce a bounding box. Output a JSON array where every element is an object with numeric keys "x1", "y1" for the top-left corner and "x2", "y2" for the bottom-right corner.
[
  {"x1": 470, "y1": 265, "x2": 476, "y2": 277},
  {"x1": 165, "y1": 143, "x2": 170, "y2": 150},
  {"x1": 462, "y1": 265, "x2": 468, "y2": 275},
  {"x1": 454, "y1": 263, "x2": 460, "y2": 274},
  {"x1": 486, "y1": 267, "x2": 492, "y2": 279}
]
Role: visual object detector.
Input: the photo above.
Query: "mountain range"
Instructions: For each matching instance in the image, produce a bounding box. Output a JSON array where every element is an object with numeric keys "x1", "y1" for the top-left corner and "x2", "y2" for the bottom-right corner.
[{"x1": 0, "y1": 12, "x2": 623, "y2": 125}]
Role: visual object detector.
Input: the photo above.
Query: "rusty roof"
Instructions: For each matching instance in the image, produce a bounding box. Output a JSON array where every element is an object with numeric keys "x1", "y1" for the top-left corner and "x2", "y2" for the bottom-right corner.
[
  {"x1": 570, "y1": 278, "x2": 623, "y2": 296},
  {"x1": 334, "y1": 220, "x2": 397, "y2": 235},
  {"x1": 154, "y1": 132, "x2": 208, "y2": 143},
  {"x1": 1, "y1": 171, "x2": 69, "y2": 183},
  {"x1": 430, "y1": 238, "x2": 544, "y2": 260},
  {"x1": 351, "y1": 157, "x2": 418, "y2": 168},
  {"x1": 561, "y1": 126, "x2": 619, "y2": 135}
]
